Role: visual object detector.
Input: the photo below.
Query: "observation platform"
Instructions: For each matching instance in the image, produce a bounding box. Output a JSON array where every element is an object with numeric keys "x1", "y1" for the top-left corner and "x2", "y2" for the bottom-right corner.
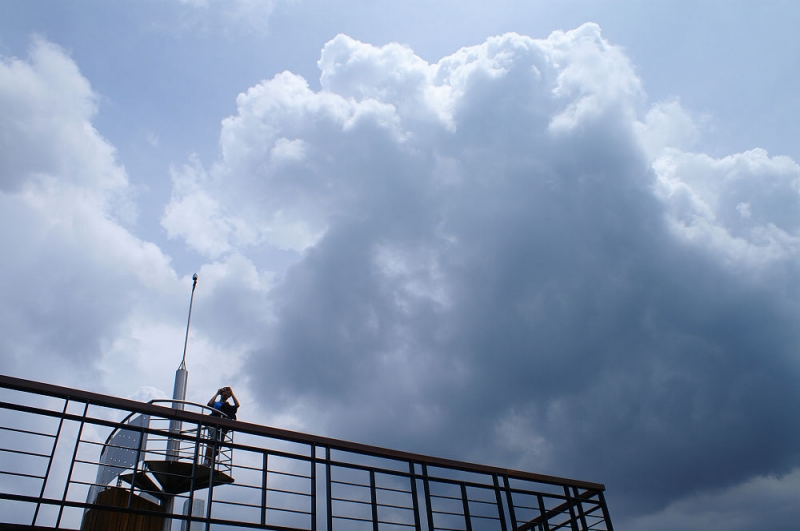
[{"x1": 0, "y1": 374, "x2": 613, "y2": 530}]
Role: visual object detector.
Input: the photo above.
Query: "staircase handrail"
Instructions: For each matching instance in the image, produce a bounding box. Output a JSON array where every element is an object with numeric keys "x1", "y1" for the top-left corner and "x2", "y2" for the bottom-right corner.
[{"x1": 101, "y1": 399, "x2": 230, "y2": 453}]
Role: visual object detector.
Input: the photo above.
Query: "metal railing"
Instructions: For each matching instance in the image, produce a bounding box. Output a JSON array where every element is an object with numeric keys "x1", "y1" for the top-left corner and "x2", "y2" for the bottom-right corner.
[
  {"x1": 0, "y1": 374, "x2": 614, "y2": 531},
  {"x1": 99, "y1": 399, "x2": 236, "y2": 477}
]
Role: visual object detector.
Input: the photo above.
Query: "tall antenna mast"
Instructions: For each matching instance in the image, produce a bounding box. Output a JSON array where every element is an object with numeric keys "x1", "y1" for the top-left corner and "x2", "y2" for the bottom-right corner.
[
  {"x1": 179, "y1": 272, "x2": 198, "y2": 370},
  {"x1": 172, "y1": 273, "x2": 197, "y2": 404},
  {"x1": 165, "y1": 272, "x2": 198, "y2": 529}
]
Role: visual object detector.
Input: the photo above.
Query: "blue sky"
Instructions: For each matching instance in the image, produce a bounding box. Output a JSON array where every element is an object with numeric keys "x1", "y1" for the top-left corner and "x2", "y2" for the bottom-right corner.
[{"x1": 2, "y1": 1, "x2": 800, "y2": 530}]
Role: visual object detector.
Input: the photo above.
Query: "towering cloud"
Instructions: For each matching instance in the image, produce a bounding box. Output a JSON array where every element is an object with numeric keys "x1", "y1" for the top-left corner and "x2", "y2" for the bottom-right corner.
[{"x1": 163, "y1": 23, "x2": 800, "y2": 520}]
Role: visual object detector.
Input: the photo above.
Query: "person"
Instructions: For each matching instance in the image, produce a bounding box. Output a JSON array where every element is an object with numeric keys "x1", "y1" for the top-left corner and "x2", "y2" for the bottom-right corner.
[
  {"x1": 208, "y1": 386, "x2": 240, "y2": 420},
  {"x1": 204, "y1": 386, "x2": 240, "y2": 465}
]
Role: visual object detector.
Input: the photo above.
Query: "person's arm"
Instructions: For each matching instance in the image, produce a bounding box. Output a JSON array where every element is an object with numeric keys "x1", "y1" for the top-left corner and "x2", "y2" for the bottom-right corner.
[
  {"x1": 229, "y1": 388, "x2": 240, "y2": 408},
  {"x1": 208, "y1": 389, "x2": 221, "y2": 408}
]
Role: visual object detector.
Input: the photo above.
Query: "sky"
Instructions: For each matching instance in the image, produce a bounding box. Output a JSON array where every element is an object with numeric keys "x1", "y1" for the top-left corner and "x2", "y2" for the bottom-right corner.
[{"x1": 1, "y1": 1, "x2": 800, "y2": 529}]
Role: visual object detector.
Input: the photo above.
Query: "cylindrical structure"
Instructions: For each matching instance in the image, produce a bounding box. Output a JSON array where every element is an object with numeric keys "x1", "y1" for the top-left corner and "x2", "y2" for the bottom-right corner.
[
  {"x1": 166, "y1": 366, "x2": 188, "y2": 461},
  {"x1": 172, "y1": 366, "x2": 188, "y2": 403}
]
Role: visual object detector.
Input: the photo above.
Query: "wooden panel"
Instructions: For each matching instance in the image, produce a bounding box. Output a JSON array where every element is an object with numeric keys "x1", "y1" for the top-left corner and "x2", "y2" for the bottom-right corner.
[{"x1": 80, "y1": 487, "x2": 164, "y2": 531}]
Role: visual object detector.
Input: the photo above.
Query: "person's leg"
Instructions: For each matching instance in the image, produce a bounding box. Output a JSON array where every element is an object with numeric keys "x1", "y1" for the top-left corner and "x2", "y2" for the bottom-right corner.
[{"x1": 204, "y1": 427, "x2": 217, "y2": 465}]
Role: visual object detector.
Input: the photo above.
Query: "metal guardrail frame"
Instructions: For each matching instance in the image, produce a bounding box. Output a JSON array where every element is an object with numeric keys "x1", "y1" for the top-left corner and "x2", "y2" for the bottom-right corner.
[{"x1": 0, "y1": 374, "x2": 614, "y2": 531}]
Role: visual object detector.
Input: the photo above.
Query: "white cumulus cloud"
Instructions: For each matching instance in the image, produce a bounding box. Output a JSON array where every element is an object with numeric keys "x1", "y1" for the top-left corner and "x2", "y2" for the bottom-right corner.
[
  {"x1": 0, "y1": 39, "x2": 261, "y2": 402},
  {"x1": 158, "y1": 24, "x2": 800, "y2": 522}
]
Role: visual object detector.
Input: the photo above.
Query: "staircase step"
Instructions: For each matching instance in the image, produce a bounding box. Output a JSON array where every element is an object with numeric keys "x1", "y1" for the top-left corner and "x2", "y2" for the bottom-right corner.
[
  {"x1": 145, "y1": 460, "x2": 234, "y2": 495},
  {"x1": 118, "y1": 470, "x2": 165, "y2": 499}
]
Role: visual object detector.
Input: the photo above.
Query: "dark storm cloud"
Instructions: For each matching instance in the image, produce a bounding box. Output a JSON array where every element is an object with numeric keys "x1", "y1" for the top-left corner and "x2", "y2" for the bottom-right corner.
[{"x1": 169, "y1": 23, "x2": 800, "y2": 527}]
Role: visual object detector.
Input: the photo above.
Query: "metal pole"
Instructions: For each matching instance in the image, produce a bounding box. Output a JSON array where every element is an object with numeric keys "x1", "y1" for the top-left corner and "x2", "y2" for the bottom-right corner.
[
  {"x1": 165, "y1": 273, "x2": 198, "y2": 531},
  {"x1": 168, "y1": 273, "x2": 198, "y2": 457},
  {"x1": 180, "y1": 273, "x2": 199, "y2": 372}
]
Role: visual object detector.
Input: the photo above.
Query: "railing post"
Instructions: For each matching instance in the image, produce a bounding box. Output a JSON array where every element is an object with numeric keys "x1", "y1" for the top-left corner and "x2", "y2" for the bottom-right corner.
[
  {"x1": 31, "y1": 399, "x2": 68, "y2": 527},
  {"x1": 503, "y1": 475, "x2": 517, "y2": 531},
  {"x1": 326, "y1": 446, "x2": 333, "y2": 531},
  {"x1": 311, "y1": 444, "x2": 317, "y2": 531},
  {"x1": 369, "y1": 468, "x2": 379, "y2": 531},
  {"x1": 261, "y1": 452, "x2": 269, "y2": 527},
  {"x1": 493, "y1": 474, "x2": 508, "y2": 531},
  {"x1": 537, "y1": 493, "x2": 551, "y2": 531},
  {"x1": 563, "y1": 485, "x2": 579, "y2": 531},
  {"x1": 598, "y1": 491, "x2": 614, "y2": 531},
  {"x1": 461, "y1": 483, "x2": 473, "y2": 531},
  {"x1": 421, "y1": 463, "x2": 435, "y2": 531},
  {"x1": 572, "y1": 487, "x2": 589, "y2": 531},
  {"x1": 56, "y1": 401, "x2": 89, "y2": 528},
  {"x1": 409, "y1": 461, "x2": 422, "y2": 531}
]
